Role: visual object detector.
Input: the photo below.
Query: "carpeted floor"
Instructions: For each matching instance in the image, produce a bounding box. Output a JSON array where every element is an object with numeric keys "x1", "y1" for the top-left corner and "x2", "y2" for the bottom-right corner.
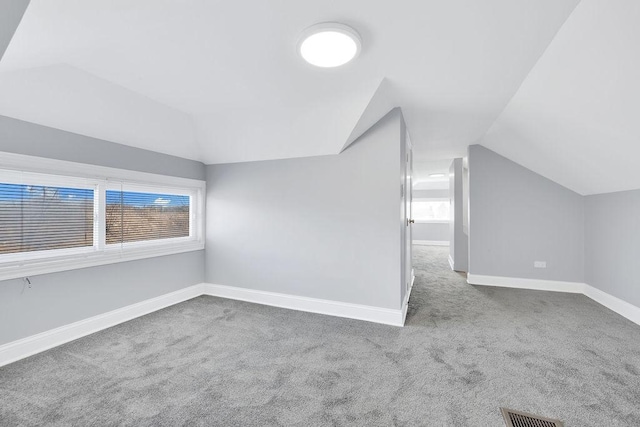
[{"x1": 2, "y1": 246, "x2": 640, "y2": 426}]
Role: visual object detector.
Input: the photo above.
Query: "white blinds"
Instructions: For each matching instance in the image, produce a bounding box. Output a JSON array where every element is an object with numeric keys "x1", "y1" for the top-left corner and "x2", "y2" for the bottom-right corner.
[
  {"x1": 0, "y1": 181, "x2": 95, "y2": 256},
  {"x1": 105, "y1": 185, "x2": 191, "y2": 246},
  {"x1": 0, "y1": 174, "x2": 192, "y2": 258},
  {"x1": 0, "y1": 157, "x2": 204, "y2": 281}
]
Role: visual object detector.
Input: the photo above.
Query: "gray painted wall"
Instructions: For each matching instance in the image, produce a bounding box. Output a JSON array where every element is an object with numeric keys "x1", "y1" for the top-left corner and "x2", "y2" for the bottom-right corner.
[
  {"x1": 0, "y1": 0, "x2": 29, "y2": 61},
  {"x1": 205, "y1": 110, "x2": 404, "y2": 309},
  {"x1": 0, "y1": 116, "x2": 205, "y2": 345},
  {"x1": 468, "y1": 145, "x2": 584, "y2": 283},
  {"x1": 449, "y1": 159, "x2": 468, "y2": 271},
  {"x1": 413, "y1": 223, "x2": 449, "y2": 242},
  {"x1": 585, "y1": 190, "x2": 640, "y2": 308},
  {"x1": 413, "y1": 189, "x2": 449, "y2": 199},
  {"x1": 0, "y1": 252, "x2": 204, "y2": 345},
  {"x1": 0, "y1": 115, "x2": 205, "y2": 180}
]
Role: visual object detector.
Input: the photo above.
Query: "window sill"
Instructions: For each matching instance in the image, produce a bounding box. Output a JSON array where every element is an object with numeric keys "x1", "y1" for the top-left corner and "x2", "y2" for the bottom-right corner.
[{"x1": 0, "y1": 241, "x2": 204, "y2": 282}]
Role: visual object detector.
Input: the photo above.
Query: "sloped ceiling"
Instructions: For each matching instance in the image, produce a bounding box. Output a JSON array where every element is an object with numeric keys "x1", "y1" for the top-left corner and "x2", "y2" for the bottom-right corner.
[
  {"x1": 0, "y1": 0, "x2": 29, "y2": 61},
  {"x1": 481, "y1": 0, "x2": 640, "y2": 195},
  {"x1": 0, "y1": 0, "x2": 579, "y2": 166}
]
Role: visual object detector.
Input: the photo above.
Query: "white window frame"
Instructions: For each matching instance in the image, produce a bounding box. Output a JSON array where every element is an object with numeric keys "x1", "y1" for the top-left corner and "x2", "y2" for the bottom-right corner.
[
  {"x1": 412, "y1": 197, "x2": 450, "y2": 224},
  {"x1": 104, "y1": 182, "x2": 198, "y2": 251},
  {"x1": 0, "y1": 152, "x2": 205, "y2": 281}
]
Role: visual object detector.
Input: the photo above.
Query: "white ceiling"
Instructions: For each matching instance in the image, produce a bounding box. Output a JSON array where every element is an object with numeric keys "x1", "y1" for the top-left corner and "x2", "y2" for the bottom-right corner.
[
  {"x1": 413, "y1": 160, "x2": 452, "y2": 191},
  {"x1": 481, "y1": 0, "x2": 640, "y2": 195},
  {"x1": 0, "y1": 0, "x2": 579, "y2": 166}
]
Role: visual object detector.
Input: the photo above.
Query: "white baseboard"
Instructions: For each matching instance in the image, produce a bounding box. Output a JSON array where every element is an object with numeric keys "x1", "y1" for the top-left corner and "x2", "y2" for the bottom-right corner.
[
  {"x1": 583, "y1": 284, "x2": 640, "y2": 326},
  {"x1": 7, "y1": 275, "x2": 636, "y2": 369},
  {"x1": 0, "y1": 281, "x2": 407, "y2": 367},
  {"x1": 448, "y1": 254, "x2": 455, "y2": 271},
  {"x1": 413, "y1": 240, "x2": 449, "y2": 246},
  {"x1": 203, "y1": 284, "x2": 405, "y2": 327},
  {"x1": 0, "y1": 284, "x2": 205, "y2": 368},
  {"x1": 467, "y1": 273, "x2": 583, "y2": 293},
  {"x1": 467, "y1": 273, "x2": 640, "y2": 327}
]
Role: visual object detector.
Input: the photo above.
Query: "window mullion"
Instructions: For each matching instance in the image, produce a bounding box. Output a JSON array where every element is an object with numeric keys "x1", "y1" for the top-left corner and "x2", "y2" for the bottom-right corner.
[{"x1": 95, "y1": 182, "x2": 107, "y2": 251}]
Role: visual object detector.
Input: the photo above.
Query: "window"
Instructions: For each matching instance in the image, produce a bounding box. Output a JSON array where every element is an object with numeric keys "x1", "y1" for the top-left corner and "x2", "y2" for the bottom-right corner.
[
  {"x1": 0, "y1": 154, "x2": 205, "y2": 281},
  {"x1": 0, "y1": 180, "x2": 95, "y2": 257},
  {"x1": 105, "y1": 187, "x2": 191, "y2": 245},
  {"x1": 412, "y1": 199, "x2": 450, "y2": 222}
]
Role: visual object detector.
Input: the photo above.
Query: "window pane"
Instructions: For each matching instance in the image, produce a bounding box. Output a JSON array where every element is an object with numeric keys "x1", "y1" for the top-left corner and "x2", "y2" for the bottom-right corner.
[
  {"x1": 106, "y1": 190, "x2": 190, "y2": 244},
  {"x1": 0, "y1": 183, "x2": 94, "y2": 254},
  {"x1": 412, "y1": 200, "x2": 450, "y2": 221}
]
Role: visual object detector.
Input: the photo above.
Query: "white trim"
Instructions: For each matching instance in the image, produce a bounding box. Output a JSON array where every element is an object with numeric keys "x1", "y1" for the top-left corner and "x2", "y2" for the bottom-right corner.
[
  {"x1": 4, "y1": 277, "x2": 638, "y2": 368},
  {"x1": 448, "y1": 254, "x2": 455, "y2": 271},
  {"x1": 0, "y1": 284, "x2": 205, "y2": 367},
  {"x1": 414, "y1": 219, "x2": 449, "y2": 224},
  {"x1": 202, "y1": 283, "x2": 405, "y2": 327},
  {"x1": 0, "y1": 151, "x2": 203, "y2": 188},
  {"x1": 583, "y1": 284, "x2": 640, "y2": 327},
  {"x1": 0, "y1": 243, "x2": 205, "y2": 282},
  {"x1": 0, "y1": 283, "x2": 407, "y2": 367},
  {"x1": 467, "y1": 273, "x2": 583, "y2": 293},
  {"x1": 401, "y1": 268, "x2": 416, "y2": 325},
  {"x1": 413, "y1": 240, "x2": 449, "y2": 246},
  {"x1": 0, "y1": 151, "x2": 206, "y2": 281},
  {"x1": 467, "y1": 274, "x2": 640, "y2": 328}
]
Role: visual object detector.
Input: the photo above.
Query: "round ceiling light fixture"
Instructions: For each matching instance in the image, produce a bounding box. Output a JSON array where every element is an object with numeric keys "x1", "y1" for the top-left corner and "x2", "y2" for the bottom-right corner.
[
  {"x1": 298, "y1": 23, "x2": 362, "y2": 68},
  {"x1": 429, "y1": 173, "x2": 446, "y2": 178}
]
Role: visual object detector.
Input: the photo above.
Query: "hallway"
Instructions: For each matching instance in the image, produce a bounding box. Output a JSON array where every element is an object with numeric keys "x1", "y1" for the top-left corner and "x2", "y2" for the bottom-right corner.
[{"x1": 408, "y1": 245, "x2": 640, "y2": 426}]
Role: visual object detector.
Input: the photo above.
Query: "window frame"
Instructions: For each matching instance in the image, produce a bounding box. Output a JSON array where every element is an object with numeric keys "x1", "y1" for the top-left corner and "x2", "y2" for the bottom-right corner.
[
  {"x1": 0, "y1": 152, "x2": 205, "y2": 281},
  {"x1": 104, "y1": 182, "x2": 197, "y2": 250},
  {"x1": 412, "y1": 197, "x2": 450, "y2": 224}
]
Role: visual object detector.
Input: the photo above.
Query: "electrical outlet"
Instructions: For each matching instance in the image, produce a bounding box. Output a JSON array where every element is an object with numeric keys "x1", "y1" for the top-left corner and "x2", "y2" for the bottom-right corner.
[{"x1": 534, "y1": 261, "x2": 547, "y2": 269}]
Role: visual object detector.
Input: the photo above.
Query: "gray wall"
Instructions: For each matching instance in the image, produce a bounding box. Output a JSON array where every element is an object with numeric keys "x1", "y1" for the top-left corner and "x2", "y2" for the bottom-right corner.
[
  {"x1": 468, "y1": 145, "x2": 584, "y2": 282},
  {"x1": 0, "y1": 252, "x2": 204, "y2": 345},
  {"x1": 449, "y1": 159, "x2": 468, "y2": 271},
  {"x1": 585, "y1": 190, "x2": 640, "y2": 307},
  {"x1": 413, "y1": 223, "x2": 449, "y2": 242},
  {"x1": 205, "y1": 110, "x2": 404, "y2": 309},
  {"x1": 0, "y1": 0, "x2": 29, "y2": 61},
  {"x1": 0, "y1": 115, "x2": 204, "y2": 180},
  {"x1": 413, "y1": 189, "x2": 449, "y2": 199},
  {"x1": 0, "y1": 116, "x2": 206, "y2": 345}
]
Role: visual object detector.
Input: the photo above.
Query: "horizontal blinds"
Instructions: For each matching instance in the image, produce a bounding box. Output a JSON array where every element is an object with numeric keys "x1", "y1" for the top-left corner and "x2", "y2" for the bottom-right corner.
[
  {"x1": 106, "y1": 187, "x2": 190, "y2": 245},
  {"x1": 0, "y1": 183, "x2": 94, "y2": 255}
]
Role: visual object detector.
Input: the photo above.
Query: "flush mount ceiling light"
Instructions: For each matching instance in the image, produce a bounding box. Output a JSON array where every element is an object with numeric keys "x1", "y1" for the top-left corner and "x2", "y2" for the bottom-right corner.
[
  {"x1": 298, "y1": 23, "x2": 361, "y2": 68},
  {"x1": 429, "y1": 173, "x2": 446, "y2": 178}
]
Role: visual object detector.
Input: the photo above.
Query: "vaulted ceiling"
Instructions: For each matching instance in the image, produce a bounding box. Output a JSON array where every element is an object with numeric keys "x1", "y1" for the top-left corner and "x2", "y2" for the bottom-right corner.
[
  {"x1": 480, "y1": 0, "x2": 640, "y2": 195},
  {"x1": 1, "y1": 1, "x2": 638, "y2": 195}
]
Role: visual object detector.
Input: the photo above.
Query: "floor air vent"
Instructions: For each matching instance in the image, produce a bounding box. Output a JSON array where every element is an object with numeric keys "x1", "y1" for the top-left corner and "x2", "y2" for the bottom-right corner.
[{"x1": 500, "y1": 408, "x2": 564, "y2": 427}]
